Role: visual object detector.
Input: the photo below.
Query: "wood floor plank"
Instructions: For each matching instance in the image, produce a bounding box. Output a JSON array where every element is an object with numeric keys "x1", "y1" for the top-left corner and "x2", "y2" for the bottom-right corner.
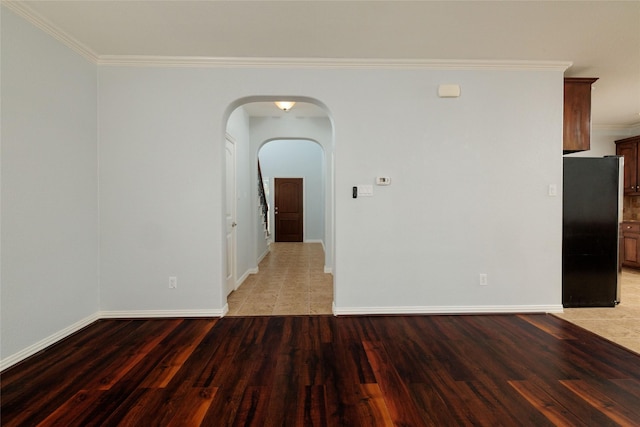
[
  {"x1": 2, "y1": 314, "x2": 640, "y2": 426},
  {"x1": 353, "y1": 383, "x2": 394, "y2": 427},
  {"x1": 231, "y1": 386, "x2": 271, "y2": 427},
  {"x1": 75, "y1": 321, "x2": 209, "y2": 425},
  {"x1": 561, "y1": 379, "x2": 640, "y2": 426},
  {"x1": 409, "y1": 382, "x2": 473, "y2": 426},
  {"x1": 166, "y1": 387, "x2": 218, "y2": 427},
  {"x1": 245, "y1": 317, "x2": 286, "y2": 387},
  {"x1": 293, "y1": 385, "x2": 330, "y2": 427},
  {"x1": 35, "y1": 390, "x2": 108, "y2": 427},
  {"x1": 320, "y1": 340, "x2": 362, "y2": 426},
  {"x1": 94, "y1": 319, "x2": 183, "y2": 390},
  {"x1": 518, "y1": 313, "x2": 579, "y2": 340},
  {"x1": 263, "y1": 341, "x2": 303, "y2": 426},
  {"x1": 163, "y1": 317, "x2": 224, "y2": 389},
  {"x1": 509, "y1": 381, "x2": 616, "y2": 427},
  {"x1": 139, "y1": 318, "x2": 214, "y2": 388},
  {"x1": 98, "y1": 388, "x2": 168, "y2": 426},
  {"x1": 482, "y1": 315, "x2": 605, "y2": 380},
  {"x1": 362, "y1": 340, "x2": 428, "y2": 426},
  {"x1": 409, "y1": 361, "x2": 481, "y2": 426},
  {"x1": 611, "y1": 378, "x2": 640, "y2": 398}
]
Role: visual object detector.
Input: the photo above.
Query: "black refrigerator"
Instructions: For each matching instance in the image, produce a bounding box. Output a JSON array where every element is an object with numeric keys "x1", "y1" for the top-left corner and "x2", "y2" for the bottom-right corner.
[{"x1": 563, "y1": 156, "x2": 622, "y2": 307}]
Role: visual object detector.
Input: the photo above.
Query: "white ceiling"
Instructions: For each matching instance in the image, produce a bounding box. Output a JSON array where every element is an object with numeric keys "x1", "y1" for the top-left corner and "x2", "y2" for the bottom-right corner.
[{"x1": 7, "y1": 0, "x2": 640, "y2": 127}]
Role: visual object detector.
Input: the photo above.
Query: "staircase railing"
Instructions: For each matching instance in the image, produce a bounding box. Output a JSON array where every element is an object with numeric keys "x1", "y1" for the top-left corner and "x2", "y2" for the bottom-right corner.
[{"x1": 257, "y1": 161, "x2": 270, "y2": 237}]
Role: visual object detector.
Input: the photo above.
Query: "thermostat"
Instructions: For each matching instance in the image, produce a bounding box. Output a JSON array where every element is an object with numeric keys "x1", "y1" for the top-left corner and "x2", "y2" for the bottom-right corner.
[{"x1": 376, "y1": 177, "x2": 391, "y2": 186}]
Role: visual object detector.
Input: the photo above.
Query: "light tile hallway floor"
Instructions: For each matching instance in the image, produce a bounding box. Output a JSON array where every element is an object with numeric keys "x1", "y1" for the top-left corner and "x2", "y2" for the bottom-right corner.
[
  {"x1": 555, "y1": 268, "x2": 640, "y2": 354},
  {"x1": 226, "y1": 242, "x2": 333, "y2": 316}
]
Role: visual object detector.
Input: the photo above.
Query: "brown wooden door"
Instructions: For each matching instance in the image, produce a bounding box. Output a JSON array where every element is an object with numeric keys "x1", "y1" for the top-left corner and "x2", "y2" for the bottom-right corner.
[
  {"x1": 616, "y1": 141, "x2": 638, "y2": 194},
  {"x1": 274, "y1": 178, "x2": 303, "y2": 242}
]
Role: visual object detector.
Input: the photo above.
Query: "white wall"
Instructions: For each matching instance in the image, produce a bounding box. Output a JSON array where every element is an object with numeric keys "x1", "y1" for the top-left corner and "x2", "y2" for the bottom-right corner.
[
  {"x1": 1, "y1": 9, "x2": 99, "y2": 362},
  {"x1": 333, "y1": 70, "x2": 563, "y2": 312},
  {"x1": 98, "y1": 66, "x2": 564, "y2": 315},
  {"x1": 259, "y1": 139, "x2": 325, "y2": 242},
  {"x1": 98, "y1": 67, "x2": 223, "y2": 313}
]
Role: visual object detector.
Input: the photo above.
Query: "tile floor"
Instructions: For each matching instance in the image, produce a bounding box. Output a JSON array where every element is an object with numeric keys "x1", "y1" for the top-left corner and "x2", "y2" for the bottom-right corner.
[
  {"x1": 226, "y1": 242, "x2": 333, "y2": 316},
  {"x1": 555, "y1": 268, "x2": 640, "y2": 354},
  {"x1": 227, "y1": 243, "x2": 640, "y2": 355}
]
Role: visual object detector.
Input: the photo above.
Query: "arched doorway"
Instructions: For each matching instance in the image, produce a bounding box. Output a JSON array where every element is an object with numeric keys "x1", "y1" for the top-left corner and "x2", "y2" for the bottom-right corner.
[
  {"x1": 259, "y1": 138, "x2": 325, "y2": 244},
  {"x1": 223, "y1": 99, "x2": 335, "y2": 316}
]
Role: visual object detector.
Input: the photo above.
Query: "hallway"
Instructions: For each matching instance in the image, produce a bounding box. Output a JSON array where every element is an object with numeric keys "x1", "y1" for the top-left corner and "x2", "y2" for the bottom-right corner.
[{"x1": 226, "y1": 243, "x2": 333, "y2": 316}]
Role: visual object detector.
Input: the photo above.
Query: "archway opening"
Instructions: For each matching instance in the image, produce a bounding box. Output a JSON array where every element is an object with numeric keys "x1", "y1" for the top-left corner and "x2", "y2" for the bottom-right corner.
[{"x1": 222, "y1": 98, "x2": 335, "y2": 316}]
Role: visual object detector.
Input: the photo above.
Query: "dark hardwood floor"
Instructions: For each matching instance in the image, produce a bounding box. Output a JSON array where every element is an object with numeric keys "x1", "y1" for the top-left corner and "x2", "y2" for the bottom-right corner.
[{"x1": 2, "y1": 314, "x2": 640, "y2": 426}]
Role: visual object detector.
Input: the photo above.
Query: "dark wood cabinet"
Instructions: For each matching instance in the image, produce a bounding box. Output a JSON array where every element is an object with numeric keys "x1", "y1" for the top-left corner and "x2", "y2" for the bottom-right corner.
[
  {"x1": 615, "y1": 135, "x2": 640, "y2": 195},
  {"x1": 621, "y1": 222, "x2": 640, "y2": 267},
  {"x1": 563, "y1": 77, "x2": 598, "y2": 153}
]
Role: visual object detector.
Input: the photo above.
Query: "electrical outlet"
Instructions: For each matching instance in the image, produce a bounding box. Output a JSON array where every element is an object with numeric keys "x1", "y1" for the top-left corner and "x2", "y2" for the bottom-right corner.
[
  {"x1": 479, "y1": 273, "x2": 488, "y2": 286},
  {"x1": 169, "y1": 276, "x2": 177, "y2": 289}
]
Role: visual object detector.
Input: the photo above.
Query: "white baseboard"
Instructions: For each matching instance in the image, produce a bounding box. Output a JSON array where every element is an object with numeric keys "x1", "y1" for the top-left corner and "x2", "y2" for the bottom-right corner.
[
  {"x1": 332, "y1": 304, "x2": 564, "y2": 316},
  {"x1": 305, "y1": 239, "x2": 327, "y2": 253},
  {"x1": 236, "y1": 268, "x2": 258, "y2": 290},
  {"x1": 0, "y1": 312, "x2": 100, "y2": 372},
  {"x1": 99, "y1": 309, "x2": 224, "y2": 318},
  {"x1": 303, "y1": 240, "x2": 331, "y2": 271},
  {"x1": 257, "y1": 247, "x2": 270, "y2": 264},
  {"x1": 237, "y1": 271, "x2": 251, "y2": 286}
]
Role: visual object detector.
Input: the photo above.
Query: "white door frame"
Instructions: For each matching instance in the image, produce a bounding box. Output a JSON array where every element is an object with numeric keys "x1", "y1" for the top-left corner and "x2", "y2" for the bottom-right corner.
[{"x1": 225, "y1": 134, "x2": 237, "y2": 296}]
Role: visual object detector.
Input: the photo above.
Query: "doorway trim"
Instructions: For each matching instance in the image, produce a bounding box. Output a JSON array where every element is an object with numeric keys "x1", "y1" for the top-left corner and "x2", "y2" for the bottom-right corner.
[{"x1": 224, "y1": 134, "x2": 237, "y2": 296}]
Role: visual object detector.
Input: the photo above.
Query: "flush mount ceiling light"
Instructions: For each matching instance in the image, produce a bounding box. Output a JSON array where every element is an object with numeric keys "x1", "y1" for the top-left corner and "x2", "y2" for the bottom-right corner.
[{"x1": 275, "y1": 101, "x2": 296, "y2": 112}]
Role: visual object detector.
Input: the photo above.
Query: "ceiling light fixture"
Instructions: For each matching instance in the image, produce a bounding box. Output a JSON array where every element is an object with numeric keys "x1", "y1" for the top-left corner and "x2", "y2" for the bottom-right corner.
[{"x1": 275, "y1": 101, "x2": 296, "y2": 112}]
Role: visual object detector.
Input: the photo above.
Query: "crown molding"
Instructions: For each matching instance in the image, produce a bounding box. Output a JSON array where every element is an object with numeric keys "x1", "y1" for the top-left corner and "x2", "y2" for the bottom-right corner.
[
  {"x1": 2, "y1": 0, "x2": 98, "y2": 63},
  {"x1": 2, "y1": 2, "x2": 570, "y2": 72},
  {"x1": 2, "y1": 1, "x2": 571, "y2": 72},
  {"x1": 97, "y1": 55, "x2": 572, "y2": 71}
]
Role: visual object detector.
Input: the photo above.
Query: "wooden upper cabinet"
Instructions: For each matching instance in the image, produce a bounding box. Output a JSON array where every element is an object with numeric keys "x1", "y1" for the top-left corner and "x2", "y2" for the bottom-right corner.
[
  {"x1": 616, "y1": 135, "x2": 640, "y2": 195},
  {"x1": 563, "y1": 77, "x2": 598, "y2": 153}
]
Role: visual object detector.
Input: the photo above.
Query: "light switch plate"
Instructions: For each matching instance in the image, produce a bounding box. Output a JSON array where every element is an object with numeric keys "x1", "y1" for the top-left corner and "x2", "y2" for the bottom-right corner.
[{"x1": 357, "y1": 185, "x2": 373, "y2": 196}]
